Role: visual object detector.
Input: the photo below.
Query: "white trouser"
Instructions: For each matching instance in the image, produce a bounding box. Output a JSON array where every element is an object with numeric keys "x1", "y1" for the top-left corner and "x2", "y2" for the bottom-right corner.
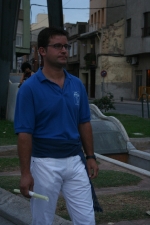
[{"x1": 30, "y1": 155, "x2": 95, "y2": 225}]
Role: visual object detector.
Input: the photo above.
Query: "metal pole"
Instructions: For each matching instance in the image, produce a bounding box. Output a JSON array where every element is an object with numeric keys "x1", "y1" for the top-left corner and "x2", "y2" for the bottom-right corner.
[
  {"x1": 141, "y1": 94, "x2": 144, "y2": 118},
  {"x1": 147, "y1": 95, "x2": 150, "y2": 118},
  {"x1": 47, "y1": 0, "x2": 64, "y2": 28},
  {"x1": 0, "y1": 0, "x2": 20, "y2": 119},
  {"x1": 102, "y1": 77, "x2": 104, "y2": 97}
]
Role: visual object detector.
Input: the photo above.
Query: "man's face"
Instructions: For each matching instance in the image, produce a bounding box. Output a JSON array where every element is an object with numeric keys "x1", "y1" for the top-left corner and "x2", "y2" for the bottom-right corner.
[{"x1": 41, "y1": 35, "x2": 69, "y2": 68}]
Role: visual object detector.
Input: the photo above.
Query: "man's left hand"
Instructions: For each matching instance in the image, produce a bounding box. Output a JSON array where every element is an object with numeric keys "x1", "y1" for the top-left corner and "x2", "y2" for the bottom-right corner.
[{"x1": 86, "y1": 159, "x2": 99, "y2": 179}]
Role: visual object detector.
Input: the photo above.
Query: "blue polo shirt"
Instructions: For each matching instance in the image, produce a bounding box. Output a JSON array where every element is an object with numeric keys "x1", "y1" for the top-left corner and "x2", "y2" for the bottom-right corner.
[{"x1": 14, "y1": 68, "x2": 91, "y2": 157}]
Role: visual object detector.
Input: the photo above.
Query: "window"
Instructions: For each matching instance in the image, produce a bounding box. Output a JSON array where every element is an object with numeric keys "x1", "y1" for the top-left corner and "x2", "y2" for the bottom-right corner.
[
  {"x1": 69, "y1": 43, "x2": 73, "y2": 57},
  {"x1": 91, "y1": 38, "x2": 95, "y2": 54},
  {"x1": 78, "y1": 25, "x2": 86, "y2": 34},
  {"x1": 143, "y1": 12, "x2": 150, "y2": 36},
  {"x1": 126, "y1": 18, "x2": 131, "y2": 37},
  {"x1": 17, "y1": 20, "x2": 23, "y2": 33},
  {"x1": 91, "y1": 14, "x2": 93, "y2": 24},
  {"x1": 16, "y1": 20, "x2": 23, "y2": 47},
  {"x1": 16, "y1": 34, "x2": 22, "y2": 47},
  {"x1": 102, "y1": 8, "x2": 104, "y2": 24},
  {"x1": 73, "y1": 42, "x2": 77, "y2": 55},
  {"x1": 94, "y1": 12, "x2": 96, "y2": 24},
  {"x1": 98, "y1": 10, "x2": 100, "y2": 28}
]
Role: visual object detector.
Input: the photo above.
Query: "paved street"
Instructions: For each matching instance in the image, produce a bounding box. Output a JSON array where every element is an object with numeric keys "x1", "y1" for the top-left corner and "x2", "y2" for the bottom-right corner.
[{"x1": 109, "y1": 101, "x2": 150, "y2": 118}]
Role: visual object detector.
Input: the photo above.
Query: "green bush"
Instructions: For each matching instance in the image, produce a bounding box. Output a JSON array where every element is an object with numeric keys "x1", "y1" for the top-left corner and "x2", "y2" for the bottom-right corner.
[{"x1": 93, "y1": 92, "x2": 115, "y2": 112}]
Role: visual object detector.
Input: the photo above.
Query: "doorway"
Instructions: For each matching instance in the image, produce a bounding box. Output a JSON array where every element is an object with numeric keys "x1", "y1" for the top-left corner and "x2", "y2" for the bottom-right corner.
[
  {"x1": 90, "y1": 69, "x2": 95, "y2": 98},
  {"x1": 146, "y1": 70, "x2": 150, "y2": 86},
  {"x1": 135, "y1": 70, "x2": 142, "y2": 99},
  {"x1": 83, "y1": 73, "x2": 88, "y2": 94}
]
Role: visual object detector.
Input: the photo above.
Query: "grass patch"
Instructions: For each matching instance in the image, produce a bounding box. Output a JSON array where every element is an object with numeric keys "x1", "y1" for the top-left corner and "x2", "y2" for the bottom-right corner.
[
  {"x1": 56, "y1": 191, "x2": 150, "y2": 223},
  {"x1": 105, "y1": 113, "x2": 150, "y2": 138},
  {"x1": 1, "y1": 175, "x2": 147, "y2": 223},
  {"x1": 0, "y1": 120, "x2": 17, "y2": 146},
  {"x1": 95, "y1": 191, "x2": 150, "y2": 223},
  {"x1": 0, "y1": 158, "x2": 19, "y2": 172},
  {"x1": 0, "y1": 158, "x2": 141, "y2": 188},
  {"x1": 0, "y1": 113, "x2": 150, "y2": 146},
  {"x1": 0, "y1": 176, "x2": 20, "y2": 192},
  {"x1": 91, "y1": 170, "x2": 142, "y2": 188}
]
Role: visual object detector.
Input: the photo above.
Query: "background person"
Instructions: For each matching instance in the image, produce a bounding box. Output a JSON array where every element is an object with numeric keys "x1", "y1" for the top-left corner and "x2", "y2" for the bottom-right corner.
[
  {"x1": 18, "y1": 62, "x2": 34, "y2": 87},
  {"x1": 14, "y1": 26, "x2": 102, "y2": 225}
]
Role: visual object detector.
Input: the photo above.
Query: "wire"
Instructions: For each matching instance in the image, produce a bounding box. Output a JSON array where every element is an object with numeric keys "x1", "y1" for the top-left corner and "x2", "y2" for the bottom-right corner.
[
  {"x1": 63, "y1": 5, "x2": 125, "y2": 9},
  {"x1": 30, "y1": 4, "x2": 47, "y2": 8},
  {"x1": 63, "y1": 0, "x2": 71, "y2": 7},
  {"x1": 30, "y1": 4, "x2": 125, "y2": 10}
]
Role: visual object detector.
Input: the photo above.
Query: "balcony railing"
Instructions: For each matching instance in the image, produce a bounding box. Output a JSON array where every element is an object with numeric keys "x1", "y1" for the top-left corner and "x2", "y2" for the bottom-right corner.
[{"x1": 141, "y1": 27, "x2": 150, "y2": 37}]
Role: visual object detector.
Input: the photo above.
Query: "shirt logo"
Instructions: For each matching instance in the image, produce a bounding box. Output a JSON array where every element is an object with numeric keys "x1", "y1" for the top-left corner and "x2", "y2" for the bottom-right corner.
[{"x1": 74, "y1": 92, "x2": 80, "y2": 105}]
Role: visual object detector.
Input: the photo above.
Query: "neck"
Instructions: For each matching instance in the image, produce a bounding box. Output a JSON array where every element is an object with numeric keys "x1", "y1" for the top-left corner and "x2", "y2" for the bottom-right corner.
[
  {"x1": 42, "y1": 66, "x2": 65, "y2": 88},
  {"x1": 42, "y1": 66, "x2": 64, "y2": 79}
]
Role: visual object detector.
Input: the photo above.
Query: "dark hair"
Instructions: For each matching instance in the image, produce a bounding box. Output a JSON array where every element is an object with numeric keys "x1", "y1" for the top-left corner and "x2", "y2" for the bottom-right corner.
[
  {"x1": 21, "y1": 62, "x2": 31, "y2": 73},
  {"x1": 37, "y1": 27, "x2": 69, "y2": 49}
]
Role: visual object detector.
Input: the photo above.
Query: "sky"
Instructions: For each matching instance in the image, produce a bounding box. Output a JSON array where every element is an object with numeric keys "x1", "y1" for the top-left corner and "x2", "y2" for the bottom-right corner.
[{"x1": 30, "y1": 0, "x2": 89, "y2": 24}]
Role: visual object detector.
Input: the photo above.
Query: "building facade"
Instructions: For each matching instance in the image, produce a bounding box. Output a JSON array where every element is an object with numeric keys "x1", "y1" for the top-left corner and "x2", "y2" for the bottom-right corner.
[
  {"x1": 30, "y1": 27, "x2": 47, "y2": 72},
  {"x1": 15, "y1": 0, "x2": 30, "y2": 72},
  {"x1": 125, "y1": 0, "x2": 150, "y2": 99},
  {"x1": 65, "y1": 22, "x2": 88, "y2": 77},
  {"x1": 31, "y1": 14, "x2": 49, "y2": 31},
  {"x1": 78, "y1": 0, "x2": 134, "y2": 100},
  {"x1": 29, "y1": 14, "x2": 49, "y2": 72}
]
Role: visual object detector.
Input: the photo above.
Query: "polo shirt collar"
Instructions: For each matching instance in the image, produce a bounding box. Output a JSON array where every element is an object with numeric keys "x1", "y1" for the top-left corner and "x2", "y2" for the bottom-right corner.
[{"x1": 36, "y1": 67, "x2": 72, "y2": 83}]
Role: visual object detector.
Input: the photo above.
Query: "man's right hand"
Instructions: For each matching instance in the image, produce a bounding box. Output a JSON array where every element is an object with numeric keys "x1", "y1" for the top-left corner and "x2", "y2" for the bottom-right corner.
[{"x1": 20, "y1": 173, "x2": 34, "y2": 198}]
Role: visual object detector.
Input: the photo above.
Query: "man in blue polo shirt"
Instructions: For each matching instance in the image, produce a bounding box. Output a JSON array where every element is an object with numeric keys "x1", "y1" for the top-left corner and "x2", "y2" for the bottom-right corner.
[{"x1": 14, "y1": 27, "x2": 101, "y2": 225}]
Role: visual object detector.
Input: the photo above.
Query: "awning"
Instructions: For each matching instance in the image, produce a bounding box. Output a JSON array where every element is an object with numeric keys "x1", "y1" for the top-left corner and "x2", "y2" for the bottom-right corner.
[{"x1": 78, "y1": 30, "x2": 101, "y2": 40}]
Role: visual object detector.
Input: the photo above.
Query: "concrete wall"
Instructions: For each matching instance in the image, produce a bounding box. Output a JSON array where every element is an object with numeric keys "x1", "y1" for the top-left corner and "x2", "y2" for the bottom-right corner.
[
  {"x1": 128, "y1": 150, "x2": 150, "y2": 171},
  {"x1": 6, "y1": 82, "x2": 19, "y2": 122},
  {"x1": 106, "y1": 0, "x2": 126, "y2": 26},
  {"x1": 125, "y1": 0, "x2": 150, "y2": 55}
]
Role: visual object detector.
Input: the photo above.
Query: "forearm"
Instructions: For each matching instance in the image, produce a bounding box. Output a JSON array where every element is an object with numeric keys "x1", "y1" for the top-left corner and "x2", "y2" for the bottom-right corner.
[
  {"x1": 79, "y1": 122, "x2": 98, "y2": 178},
  {"x1": 17, "y1": 133, "x2": 34, "y2": 197},
  {"x1": 17, "y1": 133, "x2": 32, "y2": 175},
  {"x1": 78, "y1": 122, "x2": 94, "y2": 156}
]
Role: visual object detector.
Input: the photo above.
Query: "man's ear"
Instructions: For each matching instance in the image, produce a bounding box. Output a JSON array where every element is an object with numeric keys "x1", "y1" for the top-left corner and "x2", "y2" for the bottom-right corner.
[{"x1": 38, "y1": 47, "x2": 46, "y2": 57}]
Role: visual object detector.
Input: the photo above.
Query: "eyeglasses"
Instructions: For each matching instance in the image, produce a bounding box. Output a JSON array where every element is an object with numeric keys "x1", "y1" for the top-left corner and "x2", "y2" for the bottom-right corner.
[{"x1": 47, "y1": 43, "x2": 71, "y2": 51}]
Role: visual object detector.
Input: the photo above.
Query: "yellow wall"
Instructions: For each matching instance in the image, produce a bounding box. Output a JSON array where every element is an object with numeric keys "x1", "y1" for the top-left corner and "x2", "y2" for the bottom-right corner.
[{"x1": 31, "y1": 14, "x2": 49, "y2": 31}]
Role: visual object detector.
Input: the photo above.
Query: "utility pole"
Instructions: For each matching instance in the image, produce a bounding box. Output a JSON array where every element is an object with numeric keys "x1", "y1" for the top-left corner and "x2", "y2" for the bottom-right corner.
[
  {"x1": 0, "y1": 0, "x2": 20, "y2": 119},
  {"x1": 47, "y1": 0, "x2": 64, "y2": 28}
]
